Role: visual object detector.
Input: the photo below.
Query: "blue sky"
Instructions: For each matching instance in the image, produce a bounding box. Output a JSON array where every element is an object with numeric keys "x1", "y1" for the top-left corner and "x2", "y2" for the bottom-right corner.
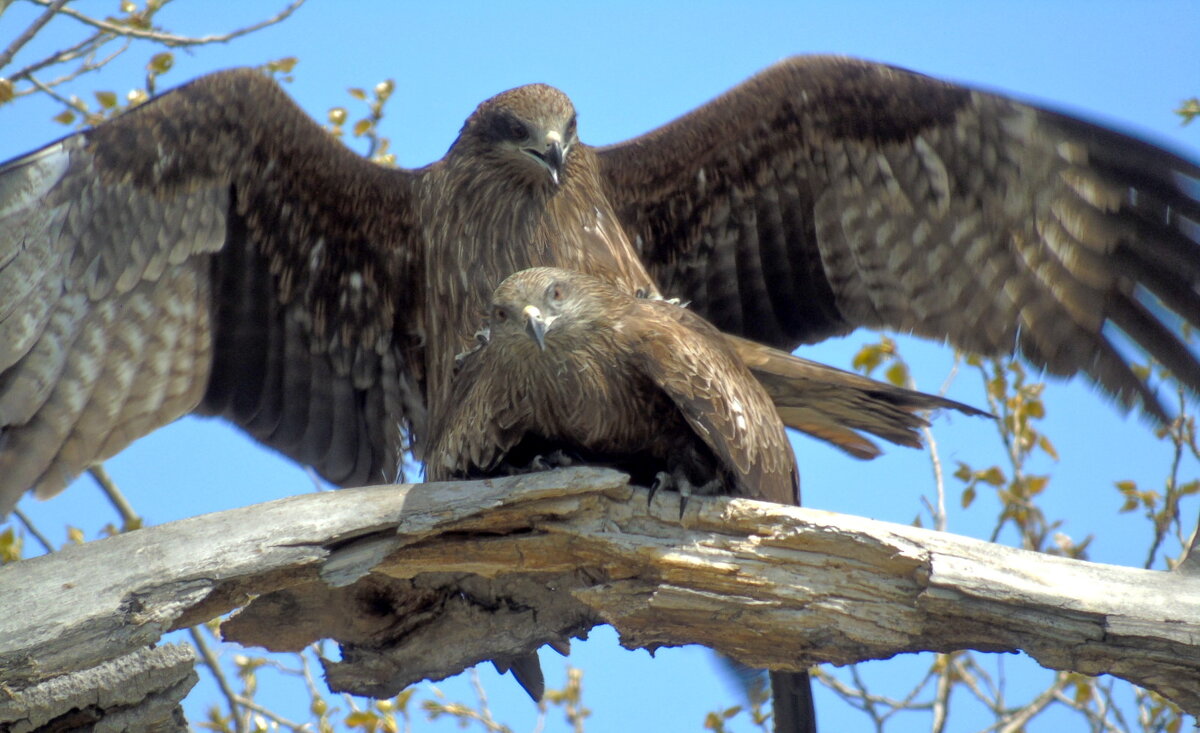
[{"x1": 2, "y1": 1, "x2": 1198, "y2": 731}]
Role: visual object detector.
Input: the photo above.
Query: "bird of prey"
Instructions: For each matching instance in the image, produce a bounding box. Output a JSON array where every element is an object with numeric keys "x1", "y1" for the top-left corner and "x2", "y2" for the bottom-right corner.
[
  {"x1": 426, "y1": 266, "x2": 813, "y2": 733},
  {"x1": 426, "y1": 267, "x2": 799, "y2": 500},
  {"x1": 0, "y1": 55, "x2": 1198, "y2": 515}
]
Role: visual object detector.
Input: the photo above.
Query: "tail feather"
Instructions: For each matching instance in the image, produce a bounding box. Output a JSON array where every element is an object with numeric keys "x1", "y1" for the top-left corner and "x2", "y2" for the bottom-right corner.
[
  {"x1": 727, "y1": 334, "x2": 989, "y2": 459},
  {"x1": 770, "y1": 670, "x2": 816, "y2": 733}
]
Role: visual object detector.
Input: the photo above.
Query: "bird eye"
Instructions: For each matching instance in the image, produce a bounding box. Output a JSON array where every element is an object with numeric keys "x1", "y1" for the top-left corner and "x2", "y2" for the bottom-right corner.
[
  {"x1": 550, "y1": 284, "x2": 565, "y2": 302},
  {"x1": 493, "y1": 307, "x2": 507, "y2": 322},
  {"x1": 489, "y1": 113, "x2": 528, "y2": 142},
  {"x1": 565, "y1": 114, "x2": 577, "y2": 139}
]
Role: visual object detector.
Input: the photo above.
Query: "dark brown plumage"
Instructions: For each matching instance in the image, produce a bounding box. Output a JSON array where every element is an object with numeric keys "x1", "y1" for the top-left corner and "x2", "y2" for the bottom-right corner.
[
  {"x1": 426, "y1": 267, "x2": 798, "y2": 501},
  {"x1": 1, "y1": 55, "x2": 1198, "y2": 515},
  {"x1": 425, "y1": 266, "x2": 811, "y2": 732}
]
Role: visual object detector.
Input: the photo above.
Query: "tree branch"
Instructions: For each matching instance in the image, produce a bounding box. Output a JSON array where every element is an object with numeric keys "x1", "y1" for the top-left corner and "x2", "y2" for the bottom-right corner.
[{"x1": 2, "y1": 467, "x2": 1197, "y2": 729}]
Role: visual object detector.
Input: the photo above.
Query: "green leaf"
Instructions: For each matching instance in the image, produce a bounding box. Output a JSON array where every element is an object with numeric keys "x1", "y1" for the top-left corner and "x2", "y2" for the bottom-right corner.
[
  {"x1": 0, "y1": 527, "x2": 22, "y2": 563},
  {"x1": 981, "y1": 466, "x2": 1006, "y2": 486},
  {"x1": 147, "y1": 52, "x2": 174, "y2": 75},
  {"x1": 268, "y1": 56, "x2": 298, "y2": 73},
  {"x1": 885, "y1": 361, "x2": 909, "y2": 387}
]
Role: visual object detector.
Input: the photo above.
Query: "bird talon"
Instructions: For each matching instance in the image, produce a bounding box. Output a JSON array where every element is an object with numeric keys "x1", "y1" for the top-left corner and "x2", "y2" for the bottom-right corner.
[
  {"x1": 648, "y1": 470, "x2": 673, "y2": 507},
  {"x1": 678, "y1": 485, "x2": 692, "y2": 520}
]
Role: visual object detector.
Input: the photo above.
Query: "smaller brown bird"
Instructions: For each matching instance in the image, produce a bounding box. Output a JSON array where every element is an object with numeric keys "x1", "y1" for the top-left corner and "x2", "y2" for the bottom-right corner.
[
  {"x1": 426, "y1": 266, "x2": 812, "y2": 733},
  {"x1": 426, "y1": 267, "x2": 798, "y2": 504}
]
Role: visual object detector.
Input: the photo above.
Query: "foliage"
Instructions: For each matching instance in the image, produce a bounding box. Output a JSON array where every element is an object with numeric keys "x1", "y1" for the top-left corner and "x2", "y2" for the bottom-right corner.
[{"x1": 1179, "y1": 98, "x2": 1200, "y2": 126}]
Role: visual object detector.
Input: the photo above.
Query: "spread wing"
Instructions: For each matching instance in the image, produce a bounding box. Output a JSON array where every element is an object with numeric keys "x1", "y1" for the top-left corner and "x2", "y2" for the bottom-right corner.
[
  {"x1": 631, "y1": 301, "x2": 799, "y2": 505},
  {"x1": 0, "y1": 68, "x2": 428, "y2": 514},
  {"x1": 598, "y1": 55, "x2": 1200, "y2": 421}
]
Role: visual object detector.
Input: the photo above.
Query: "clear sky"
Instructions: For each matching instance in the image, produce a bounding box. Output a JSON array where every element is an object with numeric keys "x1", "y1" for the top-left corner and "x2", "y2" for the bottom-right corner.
[{"x1": 2, "y1": 1, "x2": 1198, "y2": 731}]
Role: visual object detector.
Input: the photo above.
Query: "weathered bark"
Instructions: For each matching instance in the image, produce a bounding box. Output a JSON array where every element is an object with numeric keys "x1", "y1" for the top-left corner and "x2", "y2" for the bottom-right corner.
[{"x1": 2, "y1": 467, "x2": 1198, "y2": 729}]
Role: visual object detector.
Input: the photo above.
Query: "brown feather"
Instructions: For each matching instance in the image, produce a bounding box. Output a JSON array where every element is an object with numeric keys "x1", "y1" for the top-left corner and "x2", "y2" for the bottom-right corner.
[
  {"x1": 597, "y1": 56, "x2": 1200, "y2": 421},
  {"x1": 2, "y1": 54, "x2": 1197, "y2": 520},
  {"x1": 426, "y1": 267, "x2": 799, "y2": 504}
]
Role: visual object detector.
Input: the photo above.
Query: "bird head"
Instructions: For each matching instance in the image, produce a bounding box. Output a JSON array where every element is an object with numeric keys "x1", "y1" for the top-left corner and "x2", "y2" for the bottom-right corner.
[
  {"x1": 487, "y1": 267, "x2": 612, "y2": 352},
  {"x1": 459, "y1": 84, "x2": 578, "y2": 187}
]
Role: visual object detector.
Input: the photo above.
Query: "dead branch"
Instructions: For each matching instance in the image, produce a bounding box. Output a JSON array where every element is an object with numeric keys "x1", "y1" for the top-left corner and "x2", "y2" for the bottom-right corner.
[{"x1": 1, "y1": 467, "x2": 1198, "y2": 730}]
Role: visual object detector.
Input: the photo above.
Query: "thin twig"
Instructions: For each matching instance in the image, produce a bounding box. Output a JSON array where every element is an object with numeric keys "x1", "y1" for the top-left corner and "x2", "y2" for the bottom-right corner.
[
  {"x1": 28, "y1": 0, "x2": 306, "y2": 47},
  {"x1": 8, "y1": 30, "x2": 117, "y2": 83},
  {"x1": 232, "y1": 692, "x2": 311, "y2": 732},
  {"x1": 11, "y1": 507, "x2": 54, "y2": 554},
  {"x1": 88, "y1": 464, "x2": 141, "y2": 528},
  {"x1": 189, "y1": 625, "x2": 248, "y2": 733},
  {"x1": 0, "y1": 0, "x2": 69, "y2": 70}
]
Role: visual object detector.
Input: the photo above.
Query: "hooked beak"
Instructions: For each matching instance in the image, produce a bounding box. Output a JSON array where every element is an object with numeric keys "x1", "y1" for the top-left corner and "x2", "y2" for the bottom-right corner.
[
  {"x1": 525, "y1": 130, "x2": 567, "y2": 186},
  {"x1": 523, "y1": 304, "x2": 552, "y2": 350}
]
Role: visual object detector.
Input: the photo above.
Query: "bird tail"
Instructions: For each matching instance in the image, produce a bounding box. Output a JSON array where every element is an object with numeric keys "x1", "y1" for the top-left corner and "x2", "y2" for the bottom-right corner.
[
  {"x1": 726, "y1": 334, "x2": 989, "y2": 459},
  {"x1": 770, "y1": 670, "x2": 817, "y2": 733}
]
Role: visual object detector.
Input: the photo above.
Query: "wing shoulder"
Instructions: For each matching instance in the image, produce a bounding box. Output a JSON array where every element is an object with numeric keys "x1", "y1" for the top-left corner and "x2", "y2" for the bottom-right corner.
[{"x1": 630, "y1": 301, "x2": 798, "y2": 503}]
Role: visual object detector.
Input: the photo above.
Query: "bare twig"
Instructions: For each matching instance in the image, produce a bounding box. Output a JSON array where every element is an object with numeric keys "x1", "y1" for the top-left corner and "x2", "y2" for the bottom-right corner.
[
  {"x1": 231, "y1": 692, "x2": 309, "y2": 732},
  {"x1": 88, "y1": 464, "x2": 141, "y2": 529},
  {"x1": 26, "y1": 0, "x2": 306, "y2": 47},
  {"x1": 0, "y1": 0, "x2": 68, "y2": 70},
  {"x1": 11, "y1": 507, "x2": 53, "y2": 555},
  {"x1": 189, "y1": 625, "x2": 248, "y2": 733}
]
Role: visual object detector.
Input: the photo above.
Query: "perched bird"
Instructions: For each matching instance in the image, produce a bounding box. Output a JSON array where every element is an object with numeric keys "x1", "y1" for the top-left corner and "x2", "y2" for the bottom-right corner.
[
  {"x1": 0, "y1": 55, "x2": 1197, "y2": 517},
  {"x1": 427, "y1": 267, "x2": 798, "y2": 500},
  {"x1": 426, "y1": 266, "x2": 812, "y2": 733}
]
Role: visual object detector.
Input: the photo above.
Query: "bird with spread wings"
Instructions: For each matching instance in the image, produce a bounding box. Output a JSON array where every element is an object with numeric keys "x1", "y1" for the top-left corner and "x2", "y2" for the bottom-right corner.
[{"x1": 0, "y1": 55, "x2": 1197, "y2": 517}]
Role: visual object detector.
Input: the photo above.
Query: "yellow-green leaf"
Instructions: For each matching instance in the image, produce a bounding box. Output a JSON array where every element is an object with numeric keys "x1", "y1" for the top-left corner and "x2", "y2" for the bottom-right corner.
[
  {"x1": 268, "y1": 56, "x2": 299, "y2": 73},
  {"x1": 147, "y1": 52, "x2": 174, "y2": 75},
  {"x1": 0, "y1": 527, "x2": 22, "y2": 563},
  {"x1": 328, "y1": 107, "x2": 348, "y2": 125},
  {"x1": 353, "y1": 118, "x2": 372, "y2": 137},
  {"x1": 884, "y1": 361, "x2": 909, "y2": 387},
  {"x1": 1024, "y1": 475, "x2": 1049, "y2": 495},
  {"x1": 95, "y1": 90, "x2": 118, "y2": 109},
  {"x1": 348, "y1": 87, "x2": 367, "y2": 100},
  {"x1": 981, "y1": 466, "x2": 1006, "y2": 486},
  {"x1": 53, "y1": 109, "x2": 76, "y2": 126},
  {"x1": 0, "y1": 78, "x2": 13, "y2": 104}
]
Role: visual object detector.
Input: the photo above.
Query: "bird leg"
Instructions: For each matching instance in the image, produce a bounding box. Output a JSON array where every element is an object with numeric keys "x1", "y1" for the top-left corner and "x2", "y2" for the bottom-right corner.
[
  {"x1": 649, "y1": 470, "x2": 721, "y2": 519},
  {"x1": 453, "y1": 328, "x2": 492, "y2": 370},
  {"x1": 499, "y1": 449, "x2": 576, "y2": 476},
  {"x1": 527, "y1": 449, "x2": 574, "y2": 471},
  {"x1": 634, "y1": 287, "x2": 688, "y2": 308}
]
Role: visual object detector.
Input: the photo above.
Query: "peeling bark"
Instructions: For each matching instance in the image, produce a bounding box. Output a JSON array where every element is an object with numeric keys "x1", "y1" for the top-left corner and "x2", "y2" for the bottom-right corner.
[{"x1": 2, "y1": 467, "x2": 1198, "y2": 728}]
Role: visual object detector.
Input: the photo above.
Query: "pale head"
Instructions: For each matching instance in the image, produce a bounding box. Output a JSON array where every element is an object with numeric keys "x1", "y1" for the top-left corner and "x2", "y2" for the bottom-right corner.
[{"x1": 487, "y1": 267, "x2": 618, "y2": 351}]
